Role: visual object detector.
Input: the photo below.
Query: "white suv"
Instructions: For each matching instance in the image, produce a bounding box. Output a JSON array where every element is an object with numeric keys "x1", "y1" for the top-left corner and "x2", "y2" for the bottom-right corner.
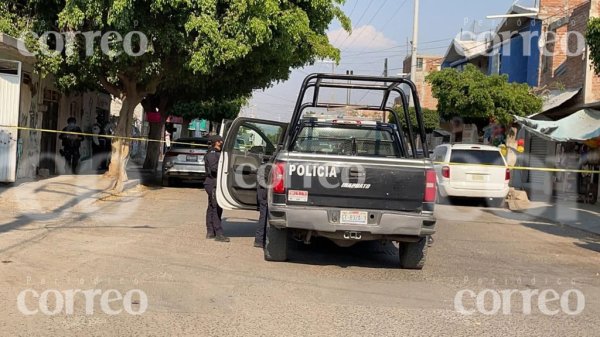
[{"x1": 431, "y1": 144, "x2": 510, "y2": 207}]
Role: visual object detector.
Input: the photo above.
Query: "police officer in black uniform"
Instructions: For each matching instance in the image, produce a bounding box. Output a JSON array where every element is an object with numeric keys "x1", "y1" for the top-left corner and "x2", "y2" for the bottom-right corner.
[
  {"x1": 254, "y1": 161, "x2": 270, "y2": 248},
  {"x1": 59, "y1": 117, "x2": 84, "y2": 174},
  {"x1": 204, "y1": 135, "x2": 230, "y2": 242}
]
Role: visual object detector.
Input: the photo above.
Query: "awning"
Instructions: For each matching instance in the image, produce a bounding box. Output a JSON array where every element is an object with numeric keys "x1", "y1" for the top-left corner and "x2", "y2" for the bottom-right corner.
[
  {"x1": 527, "y1": 88, "x2": 581, "y2": 118},
  {"x1": 515, "y1": 109, "x2": 600, "y2": 142}
]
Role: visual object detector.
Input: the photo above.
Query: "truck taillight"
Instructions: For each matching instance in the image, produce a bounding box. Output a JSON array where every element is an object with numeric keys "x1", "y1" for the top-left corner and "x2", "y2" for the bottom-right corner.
[
  {"x1": 442, "y1": 166, "x2": 450, "y2": 179},
  {"x1": 271, "y1": 162, "x2": 286, "y2": 194},
  {"x1": 424, "y1": 169, "x2": 437, "y2": 203},
  {"x1": 505, "y1": 168, "x2": 511, "y2": 181}
]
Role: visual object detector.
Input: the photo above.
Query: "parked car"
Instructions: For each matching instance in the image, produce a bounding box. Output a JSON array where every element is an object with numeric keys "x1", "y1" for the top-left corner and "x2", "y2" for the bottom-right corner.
[
  {"x1": 216, "y1": 73, "x2": 437, "y2": 269},
  {"x1": 162, "y1": 137, "x2": 210, "y2": 187},
  {"x1": 431, "y1": 144, "x2": 510, "y2": 207}
]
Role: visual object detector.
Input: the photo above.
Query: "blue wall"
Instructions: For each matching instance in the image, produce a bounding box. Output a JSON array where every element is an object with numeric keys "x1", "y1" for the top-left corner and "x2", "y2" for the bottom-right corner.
[{"x1": 493, "y1": 20, "x2": 541, "y2": 87}]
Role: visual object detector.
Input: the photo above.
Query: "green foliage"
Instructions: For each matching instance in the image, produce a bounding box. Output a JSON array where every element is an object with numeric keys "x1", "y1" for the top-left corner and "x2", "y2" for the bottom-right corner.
[
  {"x1": 2, "y1": 0, "x2": 349, "y2": 100},
  {"x1": 586, "y1": 18, "x2": 600, "y2": 74},
  {"x1": 169, "y1": 98, "x2": 246, "y2": 122},
  {"x1": 0, "y1": 1, "x2": 63, "y2": 76},
  {"x1": 426, "y1": 64, "x2": 542, "y2": 126},
  {"x1": 389, "y1": 107, "x2": 440, "y2": 132}
]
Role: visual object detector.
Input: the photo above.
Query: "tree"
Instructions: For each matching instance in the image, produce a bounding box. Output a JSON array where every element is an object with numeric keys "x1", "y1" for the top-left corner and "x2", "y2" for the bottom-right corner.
[
  {"x1": 4, "y1": 0, "x2": 349, "y2": 191},
  {"x1": 170, "y1": 99, "x2": 244, "y2": 123},
  {"x1": 389, "y1": 107, "x2": 440, "y2": 132},
  {"x1": 586, "y1": 18, "x2": 600, "y2": 74},
  {"x1": 426, "y1": 64, "x2": 542, "y2": 126}
]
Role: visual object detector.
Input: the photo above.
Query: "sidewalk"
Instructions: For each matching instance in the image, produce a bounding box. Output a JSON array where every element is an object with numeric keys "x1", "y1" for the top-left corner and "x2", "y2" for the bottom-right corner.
[
  {"x1": 0, "y1": 171, "x2": 143, "y2": 233},
  {"x1": 515, "y1": 199, "x2": 600, "y2": 236}
]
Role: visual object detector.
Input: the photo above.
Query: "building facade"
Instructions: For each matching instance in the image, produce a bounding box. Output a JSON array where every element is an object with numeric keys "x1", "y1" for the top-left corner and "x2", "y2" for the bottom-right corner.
[
  {"x1": 0, "y1": 33, "x2": 111, "y2": 182},
  {"x1": 402, "y1": 55, "x2": 442, "y2": 110},
  {"x1": 439, "y1": 1, "x2": 600, "y2": 203}
]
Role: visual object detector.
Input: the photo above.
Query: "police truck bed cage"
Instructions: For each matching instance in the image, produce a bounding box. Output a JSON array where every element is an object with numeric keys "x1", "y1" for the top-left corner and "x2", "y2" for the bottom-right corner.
[{"x1": 287, "y1": 73, "x2": 429, "y2": 158}]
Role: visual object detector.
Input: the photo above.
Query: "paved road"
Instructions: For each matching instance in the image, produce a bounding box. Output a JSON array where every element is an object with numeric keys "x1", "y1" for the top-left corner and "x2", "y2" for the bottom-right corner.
[{"x1": 0, "y1": 181, "x2": 599, "y2": 336}]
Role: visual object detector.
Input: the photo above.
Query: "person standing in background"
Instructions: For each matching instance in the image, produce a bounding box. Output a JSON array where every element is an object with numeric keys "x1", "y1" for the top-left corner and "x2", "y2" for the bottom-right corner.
[
  {"x1": 204, "y1": 135, "x2": 230, "y2": 243},
  {"x1": 59, "y1": 117, "x2": 84, "y2": 174}
]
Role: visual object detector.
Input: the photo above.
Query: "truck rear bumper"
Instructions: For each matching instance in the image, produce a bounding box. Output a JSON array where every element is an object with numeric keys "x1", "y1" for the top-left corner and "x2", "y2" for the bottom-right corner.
[{"x1": 268, "y1": 206, "x2": 436, "y2": 237}]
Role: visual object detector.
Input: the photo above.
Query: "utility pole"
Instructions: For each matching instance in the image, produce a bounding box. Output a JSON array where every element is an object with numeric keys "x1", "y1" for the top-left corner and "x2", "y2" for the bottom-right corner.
[
  {"x1": 384, "y1": 58, "x2": 389, "y2": 121},
  {"x1": 346, "y1": 70, "x2": 353, "y2": 105},
  {"x1": 410, "y1": 0, "x2": 420, "y2": 84},
  {"x1": 384, "y1": 58, "x2": 388, "y2": 78}
]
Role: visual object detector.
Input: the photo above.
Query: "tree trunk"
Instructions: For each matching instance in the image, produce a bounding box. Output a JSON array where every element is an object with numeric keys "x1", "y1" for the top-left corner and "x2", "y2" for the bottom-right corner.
[
  {"x1": 142, "y1": 97, "x2": 169, "y2": 170},
  {"x1": 106, "y1": 94, "x2": 139, "y2": 193}
]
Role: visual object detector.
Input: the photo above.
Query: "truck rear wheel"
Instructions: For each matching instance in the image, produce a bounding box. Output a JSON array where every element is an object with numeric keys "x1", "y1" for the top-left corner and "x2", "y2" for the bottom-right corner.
[
  {"x1": 264, "y1": 223, "x2": 288, "y2": 262},
  {"x1": 399, "y1": 237, "x2": 428, "y2": 270}
]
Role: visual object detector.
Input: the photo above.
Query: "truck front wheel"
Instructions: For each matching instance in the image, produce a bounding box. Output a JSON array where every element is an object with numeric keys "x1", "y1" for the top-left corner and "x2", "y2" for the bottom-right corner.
[
  {"x1": 399, "y1": 237, "x2": 428, "y2": 270},
  {"x1": 264, "y1": 223, "x2": 288, "y2": 262}
]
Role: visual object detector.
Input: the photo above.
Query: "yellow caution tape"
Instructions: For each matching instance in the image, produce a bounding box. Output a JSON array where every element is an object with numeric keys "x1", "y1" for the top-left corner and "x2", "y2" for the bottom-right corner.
[
  {"x1": 0, "y1": 124, "x2": 209, "y2": 148},
  {"x1": 1, "y1": 124, "x2": 599, "y2": 174},
  {"x1": 433, "y1": 161, "x2": 600, "y2": 174}
]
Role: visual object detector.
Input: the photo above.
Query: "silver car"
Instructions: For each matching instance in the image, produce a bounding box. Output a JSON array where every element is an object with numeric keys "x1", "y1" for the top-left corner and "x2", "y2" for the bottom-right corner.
[{"x1": 162, "y1": 137, "x2": 210, "y2": 186}]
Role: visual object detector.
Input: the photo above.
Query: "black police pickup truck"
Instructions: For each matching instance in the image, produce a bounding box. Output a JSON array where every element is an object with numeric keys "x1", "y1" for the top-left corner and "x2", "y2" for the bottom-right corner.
[{"x1": 216, "y1": 74, "x2": 437, "y2": 269}]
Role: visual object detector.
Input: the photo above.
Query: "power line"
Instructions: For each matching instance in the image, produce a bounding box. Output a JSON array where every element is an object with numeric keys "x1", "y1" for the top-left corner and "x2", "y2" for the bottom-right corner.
[
  {"x1": 379, "y1": 0, "x2": 410, "y2": 31},
  {"x1": 338, "y1": 0, "x2": 389, "y2": 50},
  {"x1": 336, "y1": 1, "x2": 374, "y2": 48},
  {"x1": 342, "y1": 0, "x2": 409, "y2": 52},
  {"x1": 332, "y1": 0, "x2": 359, "y2": 45}
]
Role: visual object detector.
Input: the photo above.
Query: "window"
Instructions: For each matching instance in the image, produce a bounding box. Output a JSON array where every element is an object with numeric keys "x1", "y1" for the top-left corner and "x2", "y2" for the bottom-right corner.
[
  {"x1": 490, "y1": 50, "x2": 501, "y2": 75},
  {"x1": 292, "y1": 126, "x2": 400, "y2": 157},
  {"x1": 416, "y1": 58, "x2": 424, "y2": 70},
  {"x1": 542, "y1": 29, "x2": 557, "y2": 73},
  {"x1": 432, "y1": 147, "x2": 448, "y2": 162},
  {"x1": 235, "y1": 122, "x2": 282, "y2": 155},
  {"x1": 172, "y1": 138, "x2": 209, "y2": 149},
  {"x1": 450, "y1": 149, "x2": 505, "y2": 166},
  {"x1": 0, "y1": 60, "x2": 19, "y2": 75}
]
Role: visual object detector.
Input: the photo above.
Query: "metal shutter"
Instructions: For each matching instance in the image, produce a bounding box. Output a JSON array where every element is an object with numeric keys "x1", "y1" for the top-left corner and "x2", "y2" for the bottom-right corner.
[
  {"x1": 0, "y1": 59, "x2": 21, "y2": 183},
  {"x1": 528, "y1": 135, "x2": 549, "y2": 185}
]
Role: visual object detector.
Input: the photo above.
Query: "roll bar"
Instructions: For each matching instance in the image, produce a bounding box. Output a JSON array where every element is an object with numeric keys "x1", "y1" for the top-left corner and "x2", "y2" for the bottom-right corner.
[{"x1": 286, "y1": 73, "x2": 429, "y2": 158}]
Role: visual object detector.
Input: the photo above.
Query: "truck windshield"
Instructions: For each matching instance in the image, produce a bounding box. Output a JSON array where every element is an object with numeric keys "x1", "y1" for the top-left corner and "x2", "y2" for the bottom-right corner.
[{"x1": 291, "y1": 125, "x2": 400, "y2": 157}]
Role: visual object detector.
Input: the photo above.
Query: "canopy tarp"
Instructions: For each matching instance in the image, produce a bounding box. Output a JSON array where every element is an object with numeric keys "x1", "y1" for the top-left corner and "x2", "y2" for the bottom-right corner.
[{"x1": 514, "y1": 109, "x2": 600, "y2": 142}]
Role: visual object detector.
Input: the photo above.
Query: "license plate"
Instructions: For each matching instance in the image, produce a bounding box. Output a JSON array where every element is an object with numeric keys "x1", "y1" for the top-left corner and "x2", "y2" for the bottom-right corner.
[
  {"x1": 340, "y1": 211, "x2": 368, "y2": 225},
  {"x1": 186, "y1": 155, "x2": 198, "y2": 162},
  {"x1": 469, "y1": 174, "x2": 485, "y2": 182}
]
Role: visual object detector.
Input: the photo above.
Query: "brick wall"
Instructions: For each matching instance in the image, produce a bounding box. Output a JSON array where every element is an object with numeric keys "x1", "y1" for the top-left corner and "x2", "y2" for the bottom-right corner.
[
  {"x1": 539, "y1": 0, "x2": 589, "y2": 18},
  {"x1": 403, "y1": 56, "x2": 442, "y2": 110},
  {"x1": 587, "y1": 0, "x2": 600, "y2": 102},
  {"x1": 538, "y1": 0, "x2": 598, "y2": 107}
]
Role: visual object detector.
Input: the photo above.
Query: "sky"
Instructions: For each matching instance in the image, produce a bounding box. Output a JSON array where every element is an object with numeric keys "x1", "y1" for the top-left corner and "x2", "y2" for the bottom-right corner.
[{"x1": 243, "y1": 0, "x2": 538, "y2": 121}]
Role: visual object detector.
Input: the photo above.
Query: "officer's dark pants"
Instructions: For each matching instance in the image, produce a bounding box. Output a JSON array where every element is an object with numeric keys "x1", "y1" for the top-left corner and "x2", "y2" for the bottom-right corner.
[
  {"x1": 63, "y1": 148, "x2": 80, "y2": 174},
  {"x1": 254, "y1": 185, "x2": 268, "y2": 246},
  {"x1": 205, "y1": 183, "x2": 224, "y2": 236}
]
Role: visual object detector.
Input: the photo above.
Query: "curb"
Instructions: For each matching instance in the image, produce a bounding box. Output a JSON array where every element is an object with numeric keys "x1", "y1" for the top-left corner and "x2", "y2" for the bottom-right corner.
[
  {"x1": 123, "y1": 179, "x2": 141, "y2": 191},
  {"x1": 511, "y1": 209, "x2": 600, "y2": 237}
]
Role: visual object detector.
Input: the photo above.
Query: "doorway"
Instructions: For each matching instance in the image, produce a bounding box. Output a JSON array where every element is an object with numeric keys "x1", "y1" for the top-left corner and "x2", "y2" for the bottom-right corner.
[{"x1": 39, "y1": 90, "x2": 60, "y2": 175}]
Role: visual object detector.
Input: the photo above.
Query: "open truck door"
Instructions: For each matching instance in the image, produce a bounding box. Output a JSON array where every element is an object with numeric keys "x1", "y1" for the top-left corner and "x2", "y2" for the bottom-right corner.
[
  {"x1": 0, "y1": 60, "x2": 21, "y2": 183},
  {"x1": 216, "y1": 117, "x2": 288, "y2": 210}
]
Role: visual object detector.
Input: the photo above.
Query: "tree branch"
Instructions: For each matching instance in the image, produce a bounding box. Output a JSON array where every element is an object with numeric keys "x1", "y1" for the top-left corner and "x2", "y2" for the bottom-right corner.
[
  {"x1": 99, "y1": 77, "x2": 123, "y2": 98},
  {"x1": 140, "y1": 76, "x2": 162, "y2": 97}
]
